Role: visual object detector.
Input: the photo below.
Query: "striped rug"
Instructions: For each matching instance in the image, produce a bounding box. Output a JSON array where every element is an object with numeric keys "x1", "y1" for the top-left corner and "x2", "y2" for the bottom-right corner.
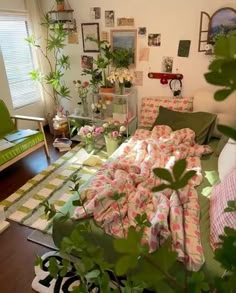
[{"x1": 0, "y1": 144, "x2": 108, "y2": 234}]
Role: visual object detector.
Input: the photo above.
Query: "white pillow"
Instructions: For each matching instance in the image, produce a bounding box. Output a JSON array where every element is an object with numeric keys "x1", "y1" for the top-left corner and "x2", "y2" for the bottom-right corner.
[
  {"x1": 218, "y1": 138, "x2": 236, "y2": 181},
  {"x1": 193, "y1": 88, "x2": 236, "y2": 137}
]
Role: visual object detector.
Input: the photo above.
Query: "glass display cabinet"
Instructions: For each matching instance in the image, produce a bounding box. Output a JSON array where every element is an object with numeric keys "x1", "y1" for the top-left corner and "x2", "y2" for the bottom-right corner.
[{"x1": 68, "y1": 87, "x2": 137, "y2": 140}]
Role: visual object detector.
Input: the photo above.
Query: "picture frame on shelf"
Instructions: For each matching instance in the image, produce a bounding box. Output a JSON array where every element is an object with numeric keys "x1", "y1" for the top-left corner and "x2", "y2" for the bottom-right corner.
[
  {"x1": 208, "y1": 7, "x2": 236, "y2": 44},
  {"x1": 81, "y1": 23, "x2": 100, "y2": 52},
  {"x1": 110, "y1": 29, "x2": 137, "y2": 67}
]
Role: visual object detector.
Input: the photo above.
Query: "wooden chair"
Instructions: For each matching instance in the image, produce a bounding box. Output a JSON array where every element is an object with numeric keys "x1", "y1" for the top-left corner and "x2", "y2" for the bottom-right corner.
[{"x1": 0, "y1": 99, "x2": 50, "y2": 171}]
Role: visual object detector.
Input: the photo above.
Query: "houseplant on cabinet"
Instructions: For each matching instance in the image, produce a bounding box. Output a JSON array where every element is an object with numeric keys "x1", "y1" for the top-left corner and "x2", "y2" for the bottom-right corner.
[{"x1": 26, "y1": 13, "x2": 71, "y2": 130}]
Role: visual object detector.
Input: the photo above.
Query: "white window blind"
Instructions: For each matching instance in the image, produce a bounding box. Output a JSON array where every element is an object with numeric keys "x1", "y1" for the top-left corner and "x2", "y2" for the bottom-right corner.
[{"x1": 0, "y1": 14, "x2": 40, "y2": 109}]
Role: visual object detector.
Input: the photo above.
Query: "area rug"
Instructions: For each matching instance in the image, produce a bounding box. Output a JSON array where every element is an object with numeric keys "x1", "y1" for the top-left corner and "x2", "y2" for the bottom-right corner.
[
  {"x1": 0, "y1": 144, "x2": 108, "y2": 235},
  {"x1": 32, "y1": 251, "x2": 123, "y2": 293}
]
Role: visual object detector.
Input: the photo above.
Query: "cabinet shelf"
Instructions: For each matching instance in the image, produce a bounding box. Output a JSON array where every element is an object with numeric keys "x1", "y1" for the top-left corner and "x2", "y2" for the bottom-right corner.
[{"x1": 68, "y1": 88, "x2": 138, "y2": 137}]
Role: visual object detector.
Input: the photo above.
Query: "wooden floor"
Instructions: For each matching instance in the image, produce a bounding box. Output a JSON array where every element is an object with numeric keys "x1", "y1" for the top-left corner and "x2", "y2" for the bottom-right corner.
[{"x1": 0, "y1": 129, "x2": 72, "y2": 293}]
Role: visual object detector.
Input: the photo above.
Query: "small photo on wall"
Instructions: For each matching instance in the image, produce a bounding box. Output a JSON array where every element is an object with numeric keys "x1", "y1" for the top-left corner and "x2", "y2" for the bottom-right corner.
[
  {"x1": 81, "y1": 55, "x2": 93, "y2": 70},
  {"x1": 105, "y1": 10, "x2": 115, "y2": 27},
  {"x1": 148, "y1": 33, "x2": 161, "y2": 46},
  {"x1": 178, "y1": 40, "x2": 191, "y2": 57},
  {"x1": 138, "y1": 27, "x2": 147, "y2": 36},
  {"x1": 90, "y1": 7, "x2": 101, "y2": 20},
  {"x1": 161, "y1": 56, "x2": 173, "y2": 73}
]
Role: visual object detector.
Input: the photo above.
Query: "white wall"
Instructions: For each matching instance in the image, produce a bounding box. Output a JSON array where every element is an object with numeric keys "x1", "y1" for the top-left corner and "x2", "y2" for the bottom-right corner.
[
  {"x1": 39, "y1": 0, "x2": 236, "y2": 115},
  {"x1": 0, "y1": 0, "x2": 45, "y2": 129},
  {"x1": 1, "y1": 0, "x2": 235, "y2": 121}
]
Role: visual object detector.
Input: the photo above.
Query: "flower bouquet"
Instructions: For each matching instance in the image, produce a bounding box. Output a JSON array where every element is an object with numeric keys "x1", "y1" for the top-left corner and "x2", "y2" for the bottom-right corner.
[
  {"x1": 96, "y1": 121, "x2": 126, "y2": 155},
  {"x1": 107, "y1": 68, "x2": 134, "y2": 95},
  {"x1": 78, "y1": 125, "x2": 102, "y2": 152}
]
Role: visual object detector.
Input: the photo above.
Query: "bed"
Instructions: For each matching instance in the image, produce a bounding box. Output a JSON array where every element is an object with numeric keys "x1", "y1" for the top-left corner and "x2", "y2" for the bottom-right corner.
[{"x1": 52, "y1": 89, "x2": 236, "y2": 281}]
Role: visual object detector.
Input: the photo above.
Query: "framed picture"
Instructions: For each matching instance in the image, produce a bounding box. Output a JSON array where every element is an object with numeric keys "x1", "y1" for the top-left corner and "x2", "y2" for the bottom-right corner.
[
  {"x1": 110, "y1": 29, "x2": 137, "y2": 67},
  {"x1": 208, "y1": 7, "x2": 236, "y2": 44},
  {"x1": 81, "y1": 23, "x2": 100, "y2": 52}
]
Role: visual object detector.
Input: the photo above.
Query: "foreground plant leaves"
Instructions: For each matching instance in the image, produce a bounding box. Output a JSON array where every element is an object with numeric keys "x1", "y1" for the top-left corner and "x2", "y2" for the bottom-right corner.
[{"x1": 152, "y1": 159, "x2": 196, "y2": 192}]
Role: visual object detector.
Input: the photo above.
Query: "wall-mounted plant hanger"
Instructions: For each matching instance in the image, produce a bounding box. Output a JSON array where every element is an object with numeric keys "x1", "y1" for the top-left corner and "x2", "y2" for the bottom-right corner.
[
  {"x1": 148, "y1": 72, "x2": 183, "y2": 85},
  {"x1": 47, "y1": 0, "x2": 77, "y2": 31}
]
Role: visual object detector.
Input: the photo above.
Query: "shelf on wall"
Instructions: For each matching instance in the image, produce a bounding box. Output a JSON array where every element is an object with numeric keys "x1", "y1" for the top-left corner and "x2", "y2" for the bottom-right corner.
[{"x1": 47, "y1": 9, "x2": 76, "y2": 31}]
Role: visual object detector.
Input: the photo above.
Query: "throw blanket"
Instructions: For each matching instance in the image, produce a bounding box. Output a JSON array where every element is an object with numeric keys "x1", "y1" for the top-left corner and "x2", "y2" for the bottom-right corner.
[{"x1": 73, "y1": 126, "x2": 213, "y2": 271}]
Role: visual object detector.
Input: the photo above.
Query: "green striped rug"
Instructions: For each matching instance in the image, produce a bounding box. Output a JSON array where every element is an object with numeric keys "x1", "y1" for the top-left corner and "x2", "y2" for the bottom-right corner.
[{"x1": 0, "y1": 144, "x2": 108, "y2": 234}]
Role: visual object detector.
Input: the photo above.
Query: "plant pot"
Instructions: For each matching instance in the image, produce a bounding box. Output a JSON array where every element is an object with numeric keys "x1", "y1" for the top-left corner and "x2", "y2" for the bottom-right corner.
[
  {"x1": 57, "y1": 3, "x2": 65, "y2": 11},
  {"x1": 99, "y1": 87, "x2": 114, "y2": 102},
  {"x1": 105, "y1": 136, "x2": 119, "y2": 156}
]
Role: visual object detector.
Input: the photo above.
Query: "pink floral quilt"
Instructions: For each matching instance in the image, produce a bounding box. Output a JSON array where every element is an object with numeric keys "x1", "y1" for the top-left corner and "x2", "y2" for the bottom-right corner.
[{"x1": 73, "y1": 126, "x2": 213, "y2": 271}]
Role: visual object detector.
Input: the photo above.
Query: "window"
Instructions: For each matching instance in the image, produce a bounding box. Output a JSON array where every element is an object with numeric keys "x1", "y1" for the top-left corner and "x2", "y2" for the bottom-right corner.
[{"x1": 0, "y1": 14, "x2": 40, "y2": 109}]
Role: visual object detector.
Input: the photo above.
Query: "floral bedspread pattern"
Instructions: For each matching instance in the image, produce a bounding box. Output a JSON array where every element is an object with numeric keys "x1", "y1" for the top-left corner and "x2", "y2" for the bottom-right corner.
[{"x1": 73, "y1": 126, "x2": 213, "y2": 271}]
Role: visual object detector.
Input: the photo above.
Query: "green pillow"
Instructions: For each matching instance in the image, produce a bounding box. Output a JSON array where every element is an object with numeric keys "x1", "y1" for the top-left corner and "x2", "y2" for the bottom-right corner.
[{"x1": 151, "y1": 106, "x2": 217, "y2": 144}]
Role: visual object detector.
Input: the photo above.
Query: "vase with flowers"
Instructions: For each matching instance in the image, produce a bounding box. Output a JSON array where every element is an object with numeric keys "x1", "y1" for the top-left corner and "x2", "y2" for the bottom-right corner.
[
  {"x1": 96, "y1": 121, "x2": 126, "y2": 155},
  {"x1": 107, "y1": 68, "x2": 134, "y2": 95},
  {"x1": 73, "y1": 80, "x2": 90, "y2": 116},
  {"x1": 78, "y1": 125, "x2": 102, "y2": 153}
]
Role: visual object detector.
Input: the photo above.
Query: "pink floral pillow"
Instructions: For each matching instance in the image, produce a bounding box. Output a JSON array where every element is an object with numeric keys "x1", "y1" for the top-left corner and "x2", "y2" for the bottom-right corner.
[
  {"x1": 210, "y1": 168, "x2": 236, "y2": 250},
  {"x1": 139, "y1": 97, "x2": 193, "y2": 129}
]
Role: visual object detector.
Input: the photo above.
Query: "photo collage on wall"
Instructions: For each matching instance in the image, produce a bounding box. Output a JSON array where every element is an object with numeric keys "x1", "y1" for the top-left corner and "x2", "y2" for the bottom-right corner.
[{"x1": 83, "y1": 7, "x2": 193, "y2": 85}]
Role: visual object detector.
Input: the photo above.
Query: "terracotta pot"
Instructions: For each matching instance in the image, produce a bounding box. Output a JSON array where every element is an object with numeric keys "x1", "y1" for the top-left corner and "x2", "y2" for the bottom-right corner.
[
  {"x1": 99, "y1": 87, "x2": 114, "y2": 102},
  {"x1": 57, "y1": 3, "x2": 65, "y2": 11}
]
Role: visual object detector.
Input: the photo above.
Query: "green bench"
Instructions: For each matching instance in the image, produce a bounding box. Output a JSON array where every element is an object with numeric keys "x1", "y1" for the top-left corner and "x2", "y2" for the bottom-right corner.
[{"x1": 0, "y1": 99, "x2": 49, "y2": 171}]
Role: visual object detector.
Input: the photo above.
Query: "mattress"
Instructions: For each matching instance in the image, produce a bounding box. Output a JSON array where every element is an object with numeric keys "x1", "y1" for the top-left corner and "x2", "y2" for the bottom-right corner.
[{"x1": 52, "y1": 138, "x2": 224, "y2": 278}]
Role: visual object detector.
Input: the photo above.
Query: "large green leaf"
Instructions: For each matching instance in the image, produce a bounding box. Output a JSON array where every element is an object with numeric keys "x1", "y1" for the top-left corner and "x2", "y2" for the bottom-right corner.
[
  {"x1": 113, "y1": 226, "x2": 142, "y2": 254},
  {"x1": 217, "y1": 125, "x2": 236, "y2": 140},
  {"x1": 115, "y1": 255, "x2": 138, "y2": 276},
  {"x1": 172, "y1": 159, "x2": 187, "y2": 180},
  {"x1": 153, "y1": 168, "x2": 173, "y2": 182},
  {"x1": 188, "y1": 271, "x2": 210, "y2": 293},
  {"x1": 204, "y1": 71, "x2": 232, "y2": 86},
  {"x1": 152, "y1": 183, "x2": 168, "y2": 192},
  {"x1": 48, "y1": 257, "x2": 60, "y2": 278},
  {"x1": 224, "y1": 200, "x2": 236, "y2": 213},
  {"x1": 147, "y1": 238, "x2": 178, "y2": 273},
  {"x1": 214, "y1": 88, "x2": 234, "y2": 101}
]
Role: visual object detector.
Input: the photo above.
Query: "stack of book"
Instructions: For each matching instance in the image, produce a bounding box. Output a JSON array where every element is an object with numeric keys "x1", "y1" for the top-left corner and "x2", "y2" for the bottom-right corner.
[{"x1": 53, "y1": 138, "x2": 72, "y2": 152}]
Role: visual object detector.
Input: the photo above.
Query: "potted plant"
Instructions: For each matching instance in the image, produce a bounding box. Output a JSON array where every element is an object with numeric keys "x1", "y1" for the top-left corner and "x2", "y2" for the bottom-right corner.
[
  {"x1": 56, "y1": 0, "x2": 65, "y2": 11},
  {"x1": 26, "y1": 13, "x2": 71, "y2": 131},
  {"x1": 84, "y1": 38, "x2": 113, "y2": 93}
]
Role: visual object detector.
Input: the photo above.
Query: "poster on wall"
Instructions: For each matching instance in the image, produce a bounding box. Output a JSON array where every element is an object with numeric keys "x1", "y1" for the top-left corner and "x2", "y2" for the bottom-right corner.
[
  {"x1": 81, "y1": 55, "x2": 93, "y2": 69},
  {"x1": 117, "y1": 18, "x2": 134, "y2": 26},
  {"x1": 178, "y1": 40, "x2": 191, "y2": 57},
  {"x1": 110, "y1": 30, "x2": 137, "y2": 67},
  {"x1": 138, "y1": 27, "x2": 147, "y2": 36},
  {"x1": 134, "y1": 71, "x2": 143, "y2": 86},
  {"x1": 101, "y1": 31, "x2": 109, "y2": 42},
  {"x1": 68, "y1": 32, "x2": 79, "y2": 44},
  {"x1": 90, "y1": 7, "x2": 101, "y2": 20},
  {"x1": 81, "y1": 23, "x2": 100, "y2": 52},
  {"x1": 105, "y1": 10, "x2": 115, "y2": 27},
  {"x1": 148, "y1": 34, "x2": 161, "y2": 46},
  {"x1": 161, "y1": 56, "x2": 173, "y2": 73}
]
